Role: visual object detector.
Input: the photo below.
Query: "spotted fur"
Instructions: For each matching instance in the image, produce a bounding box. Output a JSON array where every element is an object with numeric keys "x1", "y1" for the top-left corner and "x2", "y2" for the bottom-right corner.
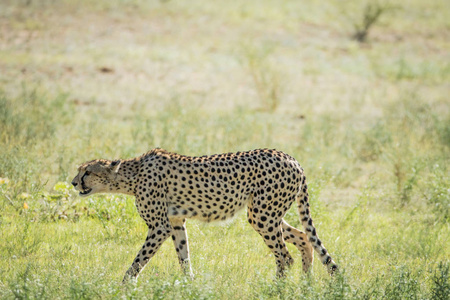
[{"x1": 72, "y1": 148, "x2": 337, "y2": 281}]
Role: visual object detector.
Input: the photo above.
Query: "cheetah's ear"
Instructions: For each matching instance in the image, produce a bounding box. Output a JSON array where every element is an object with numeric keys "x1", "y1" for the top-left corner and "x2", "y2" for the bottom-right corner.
[{"x1": 110, "y1": 160, "x2": 122, "y2": 173}]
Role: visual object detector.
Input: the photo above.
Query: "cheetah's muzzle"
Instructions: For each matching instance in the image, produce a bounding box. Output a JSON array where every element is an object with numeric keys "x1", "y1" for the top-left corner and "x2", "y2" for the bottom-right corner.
[{"x1": 79, "y1": 188, "x2": 92, "y2": 196}]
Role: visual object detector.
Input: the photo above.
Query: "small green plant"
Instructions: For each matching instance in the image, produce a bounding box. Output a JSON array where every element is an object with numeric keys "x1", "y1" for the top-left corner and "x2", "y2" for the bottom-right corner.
[
  {"x1": 430, "y1": 262, "x2": 449, "y2": 300},
  {"x1": 423, "y1": 166, "x2": 450, "y2": 223},
  {"x1": 394, "y1": 160, "x2": 423, "y2": 207},
  {"x1": 238, "y1": 43, "x2": 283, "y2": 112},
  {"x1": 384, "y1": 266, "x2": 421, "y2": 300},
  {"x1": 324, "y1": 271, "x2": 351, "y2": 300}
]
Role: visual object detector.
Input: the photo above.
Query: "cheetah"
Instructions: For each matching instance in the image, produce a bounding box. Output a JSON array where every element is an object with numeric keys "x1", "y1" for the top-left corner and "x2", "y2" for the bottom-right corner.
[{"x1": 71, "y1": 148, "x2": 337, "y2": 281}]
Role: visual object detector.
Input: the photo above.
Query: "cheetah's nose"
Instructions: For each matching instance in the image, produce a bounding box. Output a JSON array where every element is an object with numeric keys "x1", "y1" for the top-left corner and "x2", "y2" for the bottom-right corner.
[{"x1": 72, "y1": 181, "x2": 78, "y2": 187}]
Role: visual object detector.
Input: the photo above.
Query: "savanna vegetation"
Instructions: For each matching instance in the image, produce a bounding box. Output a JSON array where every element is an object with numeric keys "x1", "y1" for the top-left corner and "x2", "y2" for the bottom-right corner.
[{"x1": 0, "y1": 0, "x2": 449, "y2": 299}]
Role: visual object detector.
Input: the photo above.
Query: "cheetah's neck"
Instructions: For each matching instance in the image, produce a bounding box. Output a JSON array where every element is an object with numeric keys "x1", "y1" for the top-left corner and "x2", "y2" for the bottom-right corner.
[{"x1": 111, "y1": 158, "x2": 141, "y2": 195}]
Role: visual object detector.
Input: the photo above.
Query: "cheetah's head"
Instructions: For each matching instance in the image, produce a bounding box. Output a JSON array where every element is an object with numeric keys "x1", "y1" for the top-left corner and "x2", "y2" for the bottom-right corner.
[{"x1": 71, "y1": 159, "x2": 121, "y2": 197}]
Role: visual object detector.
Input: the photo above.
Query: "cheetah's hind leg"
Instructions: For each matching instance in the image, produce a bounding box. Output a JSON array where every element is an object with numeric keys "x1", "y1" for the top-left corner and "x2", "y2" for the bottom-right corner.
[
  {"x1": 281, "y1": 220, "x2": 314, "y2": 272},
  {"x1": 247, "y1": 197, "x2": 294, "y2": 278}
]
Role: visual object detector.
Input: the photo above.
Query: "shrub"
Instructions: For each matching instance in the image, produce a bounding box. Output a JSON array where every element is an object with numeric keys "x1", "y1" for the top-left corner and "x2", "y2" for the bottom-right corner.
[{"x1": 350, "y1": 1, "x2": 396, "y2": 42}]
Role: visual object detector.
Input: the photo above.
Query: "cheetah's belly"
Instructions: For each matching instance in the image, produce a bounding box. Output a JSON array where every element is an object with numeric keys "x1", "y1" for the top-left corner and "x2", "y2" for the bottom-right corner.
[{"x1": 167, "y1": 192, "x2": 251, "y2": 222}]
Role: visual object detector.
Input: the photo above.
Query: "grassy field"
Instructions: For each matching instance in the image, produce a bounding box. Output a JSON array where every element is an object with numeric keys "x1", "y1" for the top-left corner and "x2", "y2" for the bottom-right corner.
[{"x1": 0, "y1": 0, "x2": 449, "y2": 299}]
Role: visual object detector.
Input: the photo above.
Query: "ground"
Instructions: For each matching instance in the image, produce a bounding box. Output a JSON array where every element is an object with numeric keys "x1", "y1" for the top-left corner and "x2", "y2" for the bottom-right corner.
[{"x1": 0, "y1": 0, "x2": 449, "y2": 299}]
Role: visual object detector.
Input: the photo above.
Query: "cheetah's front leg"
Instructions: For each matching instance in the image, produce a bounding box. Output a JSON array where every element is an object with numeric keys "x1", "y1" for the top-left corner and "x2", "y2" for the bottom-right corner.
[
  {"x1": 169, "y1": 217, "x2": 194, "y2": 279},
  {"x1": 122, "y1": 223, "x2": 171, "y2": 283}
]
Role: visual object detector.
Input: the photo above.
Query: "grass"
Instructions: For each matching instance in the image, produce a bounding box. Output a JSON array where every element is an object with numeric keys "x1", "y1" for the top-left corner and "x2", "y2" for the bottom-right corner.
[{"x1": 0, "y1": 0, "x2": 449, "y2": 299}]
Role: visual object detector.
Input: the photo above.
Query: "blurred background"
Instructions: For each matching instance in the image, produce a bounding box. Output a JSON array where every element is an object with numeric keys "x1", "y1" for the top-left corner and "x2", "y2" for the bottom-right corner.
[{"x1": 0, "y1": 0, "x2": 448, "y2": 298}]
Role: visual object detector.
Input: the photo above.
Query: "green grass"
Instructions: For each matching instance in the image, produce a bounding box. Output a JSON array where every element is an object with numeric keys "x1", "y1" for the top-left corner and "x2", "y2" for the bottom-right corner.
[{"x1": 0, "y1": 0, "x2": 449, "y2": 299}]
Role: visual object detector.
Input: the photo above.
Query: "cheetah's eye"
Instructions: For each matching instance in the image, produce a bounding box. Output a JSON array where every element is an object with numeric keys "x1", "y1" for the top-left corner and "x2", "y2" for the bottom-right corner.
[{"x1": 85, "y1": 171, "x2": 91, "y2": 176}]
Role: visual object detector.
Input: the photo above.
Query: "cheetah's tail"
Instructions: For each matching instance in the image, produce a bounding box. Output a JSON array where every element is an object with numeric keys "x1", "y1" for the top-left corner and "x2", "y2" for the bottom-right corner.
[{"x1": 296, "y1": 174, "x2": 338, "y2": 275}]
